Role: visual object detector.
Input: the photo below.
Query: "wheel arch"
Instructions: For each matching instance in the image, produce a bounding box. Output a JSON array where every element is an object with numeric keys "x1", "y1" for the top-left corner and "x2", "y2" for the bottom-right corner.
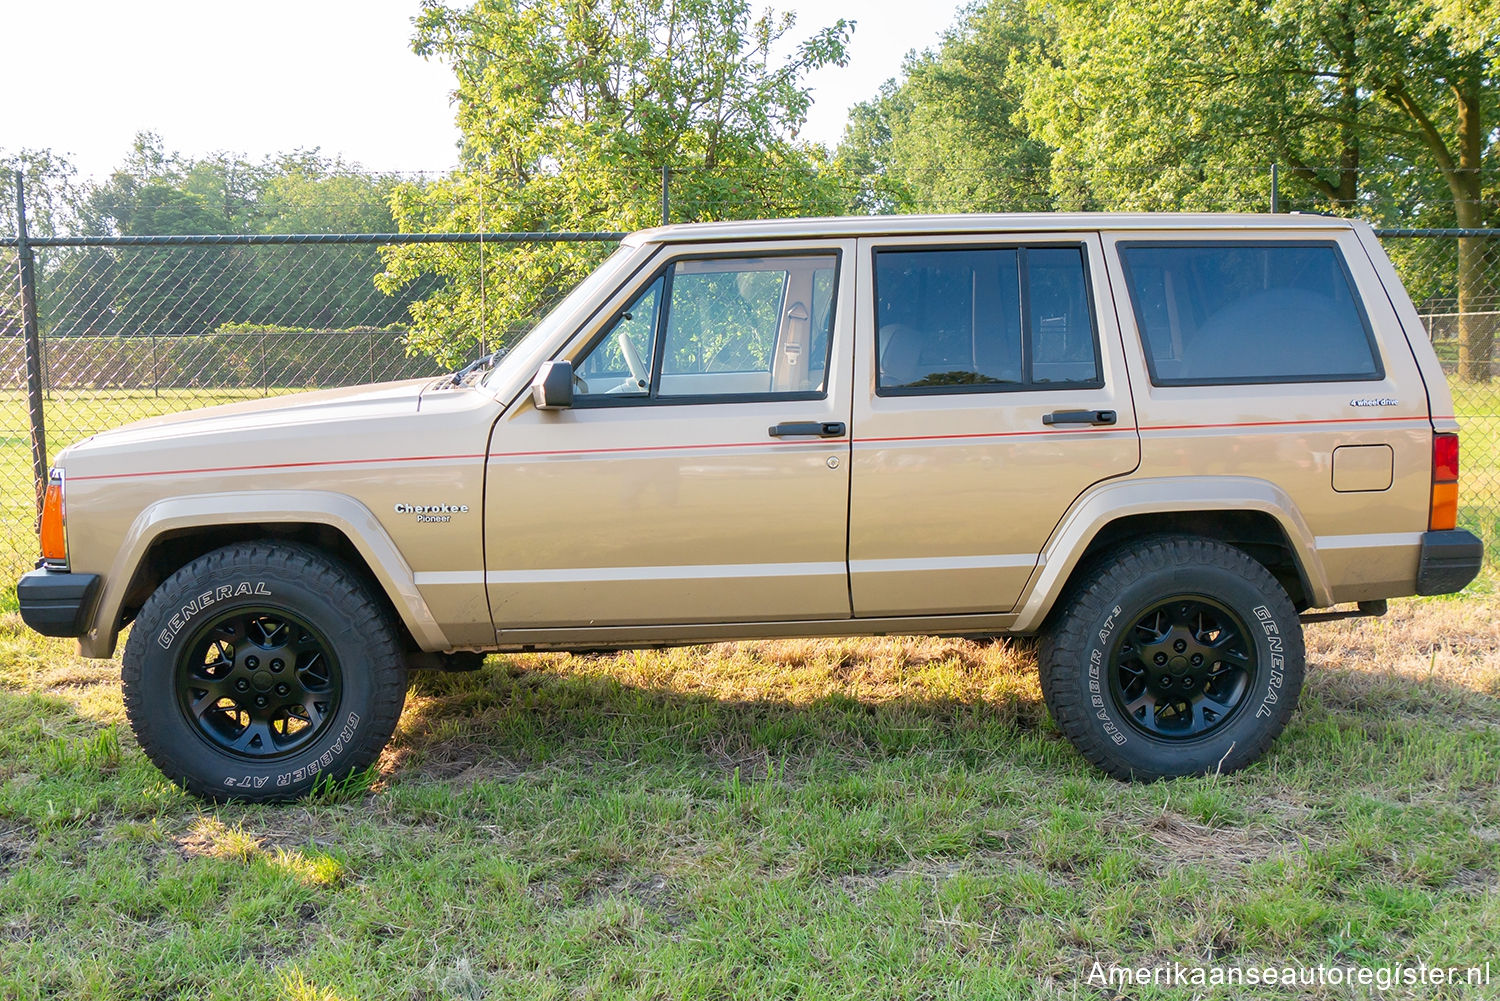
[
  {"x1": 80, "y1": 491, "x2": 449, "y2": 658},
  {"x1": 1011, "y1": 476, "x2": 1331, "y2": 633}
]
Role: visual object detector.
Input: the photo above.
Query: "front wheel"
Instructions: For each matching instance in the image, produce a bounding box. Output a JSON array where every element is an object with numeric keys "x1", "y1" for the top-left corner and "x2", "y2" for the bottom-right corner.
[
  {"x1": 122, "y1": 542, "x2": 408, "y2": 802},
  {"x1": 1039, "y1": 536, "x2": 1304, "y2": 780}
]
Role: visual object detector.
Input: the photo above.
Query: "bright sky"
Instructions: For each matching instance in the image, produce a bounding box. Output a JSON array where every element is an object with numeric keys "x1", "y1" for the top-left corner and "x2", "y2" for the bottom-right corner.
[{"x1": 0, "y1": 0, "x2": 970, "y2": 181}]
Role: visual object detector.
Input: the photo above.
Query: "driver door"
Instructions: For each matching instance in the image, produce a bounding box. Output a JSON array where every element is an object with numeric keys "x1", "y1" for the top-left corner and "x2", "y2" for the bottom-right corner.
[{"x1": 483, "y1": 240, "x2": 855, "y2": 633}]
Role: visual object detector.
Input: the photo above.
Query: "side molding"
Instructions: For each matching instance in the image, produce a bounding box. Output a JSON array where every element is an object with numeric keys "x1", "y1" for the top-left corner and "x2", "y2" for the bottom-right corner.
[
  {"x1": 79, "y1": 490, "x2": 449, "y2": 658},
  {"x1": 1008, "y1": 475, "x2": 1331, "y2": 633}
]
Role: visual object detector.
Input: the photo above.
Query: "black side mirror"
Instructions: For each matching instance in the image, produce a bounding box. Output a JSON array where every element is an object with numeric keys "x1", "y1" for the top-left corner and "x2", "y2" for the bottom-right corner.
[{"x1": 531, "y1": 360, "x2": 574, "y2": 410}]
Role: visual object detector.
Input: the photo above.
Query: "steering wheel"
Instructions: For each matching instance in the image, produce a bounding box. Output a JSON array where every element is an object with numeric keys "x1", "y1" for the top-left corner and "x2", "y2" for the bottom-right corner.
[{"x1": 617, "y1": 329, "x2": 649, "y2": 388}]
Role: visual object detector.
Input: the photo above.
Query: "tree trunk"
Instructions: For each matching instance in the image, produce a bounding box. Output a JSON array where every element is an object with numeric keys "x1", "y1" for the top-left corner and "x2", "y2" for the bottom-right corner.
[
  {"x1": 1455, "y1": 226, "x2": 1493, "y2": 383},
  {"x1": 1454, "y1": 69, "x2": 1491, "y2": 383}
]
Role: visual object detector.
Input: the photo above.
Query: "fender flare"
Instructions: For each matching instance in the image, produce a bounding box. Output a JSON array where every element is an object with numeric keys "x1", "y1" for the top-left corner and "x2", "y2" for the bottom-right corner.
[
  {"x1": 79, "y1": 490, "x2": 449, "y2": 658},
  {"x1": 1009, "y1": 475, "x2": 1331, "y2": 633}
]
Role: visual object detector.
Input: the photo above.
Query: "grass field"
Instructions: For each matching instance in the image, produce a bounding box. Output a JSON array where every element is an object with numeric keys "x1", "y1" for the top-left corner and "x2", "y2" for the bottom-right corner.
[{"x1": 0, "y1": 596, "x2": 1496, "y2": 999}]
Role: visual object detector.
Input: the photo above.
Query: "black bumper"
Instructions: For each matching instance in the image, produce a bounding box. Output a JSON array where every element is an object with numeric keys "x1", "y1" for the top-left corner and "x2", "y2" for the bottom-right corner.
[
  {"x1": 17, "y1": 569, "x2": 101, "y2": 637},
  {"x1": 1415, "y1": 529, "x2": 1484, "y2": 596}
]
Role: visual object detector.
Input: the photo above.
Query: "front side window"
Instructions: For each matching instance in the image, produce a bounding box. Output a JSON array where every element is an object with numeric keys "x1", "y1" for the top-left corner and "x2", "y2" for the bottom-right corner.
[
  {"x1": 1118, "y1": 242, "x2": 1382, "y2": 385},
  {"x1": 574, "y1": 254, "x2": 838, "y2": 402},
  {"x1": 874, "y1": 245, "x2": 1101, "y2": 394}
]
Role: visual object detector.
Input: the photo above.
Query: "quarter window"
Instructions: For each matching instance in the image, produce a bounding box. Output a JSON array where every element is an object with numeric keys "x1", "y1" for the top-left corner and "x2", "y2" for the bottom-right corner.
[
  {"x1": 874, "y1": 246, "x2": 1101, "y2": 394},
  {"x1": 574, "y1": 254, "x2": 838, "y2": 402},
  {"x1": 1118, "y1": 242, "x2": 1382, "y2": 385}
]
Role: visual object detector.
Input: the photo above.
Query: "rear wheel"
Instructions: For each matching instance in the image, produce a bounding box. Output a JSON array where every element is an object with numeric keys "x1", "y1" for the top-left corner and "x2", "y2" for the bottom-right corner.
[
  {"x1": 1039, "y1": 536, "x2": 1304, "y2": 780},
  {"x1": 122, "y1": 542, "x2": 407, "y2": 801}
]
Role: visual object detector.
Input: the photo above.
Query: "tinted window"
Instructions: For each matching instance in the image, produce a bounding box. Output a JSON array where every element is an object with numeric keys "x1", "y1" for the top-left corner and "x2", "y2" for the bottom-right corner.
[
  {"x1": 574, "y1": 254, "x2": 837, "y2": 402},
  {"x1": 874, "y1": 246, "x2": 1100, "y2": 393},
  {"x1": 1118, "y1": 242, "x2": 1381, "y2": 385}
]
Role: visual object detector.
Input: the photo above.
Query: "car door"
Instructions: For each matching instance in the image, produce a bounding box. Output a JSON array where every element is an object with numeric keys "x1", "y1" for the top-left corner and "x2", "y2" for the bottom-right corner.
[
  {"x1": 483, "y1": 240, "x2": 855, "y2": 631},
  {"x1": 848, "y1": 233, "x2": 1141, "y2": 617}
]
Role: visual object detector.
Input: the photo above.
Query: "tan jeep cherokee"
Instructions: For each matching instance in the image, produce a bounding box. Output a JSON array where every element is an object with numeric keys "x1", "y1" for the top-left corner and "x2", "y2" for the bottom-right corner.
[{"x1": 17, "y1": 213, "x2": 1483, "y2": 800}]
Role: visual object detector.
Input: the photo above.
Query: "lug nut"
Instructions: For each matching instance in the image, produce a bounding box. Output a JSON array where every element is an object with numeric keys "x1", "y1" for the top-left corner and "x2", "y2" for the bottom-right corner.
[
  {"x1": 1173, "y1": 639, "x2": 1187, "y2": 653},
  {"x1": 1154, "y1": 653, "x2": 1168, "y2": 666},
  {"x1": 254, "y1": 695, "x2": 267, "y2": 708},
  {"x1": 1191, "y1": 654, "x2": 1203, "y2": 666},
  {"x1": 246, "y1": 656, "x2": 259, "y2": 669},
  {"x1": 235, "y1": 678, "x2": 250, "y2": 692},
  {"x1": 275, "y1": 683, "x2": 290, "y2": 696},
  {"x1": 271, "y1": 659, "x2": 284, "y2": 672}
]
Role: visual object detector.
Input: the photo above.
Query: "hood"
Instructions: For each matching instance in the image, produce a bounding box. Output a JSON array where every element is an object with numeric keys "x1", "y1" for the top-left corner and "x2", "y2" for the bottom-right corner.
[{"x1": 70, "y1": 378, "x2": 438, "y2": 452}]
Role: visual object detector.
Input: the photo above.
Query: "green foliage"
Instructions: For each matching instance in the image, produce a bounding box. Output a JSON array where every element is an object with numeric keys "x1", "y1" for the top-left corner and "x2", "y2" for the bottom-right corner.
[
  {"x1": 1014, "y1": 0, "x2": 1496, "y2": 226},
  {"x1": 379, "y1": 0, "x2": 852, "y2": 365},
  {"x1": 836, "y1": 0, "x2": 1056, "y2": 214}
]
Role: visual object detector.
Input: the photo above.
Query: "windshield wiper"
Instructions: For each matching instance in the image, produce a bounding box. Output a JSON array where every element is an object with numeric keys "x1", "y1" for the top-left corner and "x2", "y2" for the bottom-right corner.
[{"x1": 442, "y1": 348, "x2": 508, "y2": 389}]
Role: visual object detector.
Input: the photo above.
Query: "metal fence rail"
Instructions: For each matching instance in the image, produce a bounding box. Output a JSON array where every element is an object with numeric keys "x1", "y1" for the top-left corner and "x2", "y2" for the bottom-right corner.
[{"x1": 2, "y1": 169, "x2": 1497, "y2": 587}]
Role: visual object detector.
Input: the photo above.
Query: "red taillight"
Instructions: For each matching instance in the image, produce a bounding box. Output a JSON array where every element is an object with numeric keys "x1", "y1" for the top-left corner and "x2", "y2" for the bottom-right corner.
[
  {"x1": 1433, "y1": 433, "x2": 1459, "y2": 483},
  {"x1": 1430, "y1": 432, "x2": 1459, "y2": 531},
  {"x1": 39, "y1": 476, "x2": 66, "y2": 563}
]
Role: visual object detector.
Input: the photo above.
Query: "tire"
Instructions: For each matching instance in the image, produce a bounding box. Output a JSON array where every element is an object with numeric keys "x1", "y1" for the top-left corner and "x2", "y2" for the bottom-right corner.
[
  {"x1": 1039, "y1": 535, "x2": 1304, "y2": 781},
  {"x1": 122, "y1": 542, "x2": 408, "y2": 802}
]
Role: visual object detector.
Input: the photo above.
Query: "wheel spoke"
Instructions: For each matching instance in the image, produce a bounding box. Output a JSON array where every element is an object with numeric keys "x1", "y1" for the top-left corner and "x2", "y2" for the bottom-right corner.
[
  {"x1": 188, "y1": 680, "x2": 234, "y2": 718},
  {"x1": 229, "y1": 719, "x2": 277, "y2": 754}
]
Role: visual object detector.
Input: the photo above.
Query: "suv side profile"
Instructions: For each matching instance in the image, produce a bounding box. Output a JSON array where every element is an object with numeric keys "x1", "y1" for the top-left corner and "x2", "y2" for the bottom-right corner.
[{"x1": 17, "y1": 213, "x2": 1483, "y2": 800}]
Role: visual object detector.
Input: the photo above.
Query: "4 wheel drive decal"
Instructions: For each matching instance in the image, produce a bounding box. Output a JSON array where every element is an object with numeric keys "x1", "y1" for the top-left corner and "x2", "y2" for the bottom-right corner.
[{"x1": 157, "y1": 581, "x2": 272, "y2": 650}]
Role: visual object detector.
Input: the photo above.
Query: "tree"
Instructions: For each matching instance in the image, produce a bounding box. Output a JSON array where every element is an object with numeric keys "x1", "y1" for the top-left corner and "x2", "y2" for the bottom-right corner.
[
  {"x1": 836, "y1": 0, "x2": 1056, "y2": 214},
  {"x1": 1016, "y1": 0, "x2": 1498, "y2": 379},
  {"x1": 378, "y1": 0, "x2": 852, "y2": 365}
]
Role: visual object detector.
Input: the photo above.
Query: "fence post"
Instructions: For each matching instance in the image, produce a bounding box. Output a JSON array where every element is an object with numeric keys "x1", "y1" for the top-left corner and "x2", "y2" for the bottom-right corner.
[
  {"x1": 661, "y1": 165, "x2": 671, "y2": 226},
  {"x1": 14, "y1": 171, "x2": 48, "y2": 519},
  {"x1": 1270, "y1": 163, "x2": 1279, "y2": 213}
]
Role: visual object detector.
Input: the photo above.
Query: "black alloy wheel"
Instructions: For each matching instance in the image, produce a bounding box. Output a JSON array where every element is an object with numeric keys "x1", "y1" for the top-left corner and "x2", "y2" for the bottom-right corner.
[
  {"x1": 1106, "y1": 597, "x2": 1257, "y2": 741},
  {"x1": 176, "y1": 608, "x2": 342, "y2": 759}
]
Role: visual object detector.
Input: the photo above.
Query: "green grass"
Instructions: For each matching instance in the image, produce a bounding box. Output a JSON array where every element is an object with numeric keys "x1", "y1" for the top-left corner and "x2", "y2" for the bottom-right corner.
[{"x1": 0, "y1": 598, "x2": 1496, "y2": 999}]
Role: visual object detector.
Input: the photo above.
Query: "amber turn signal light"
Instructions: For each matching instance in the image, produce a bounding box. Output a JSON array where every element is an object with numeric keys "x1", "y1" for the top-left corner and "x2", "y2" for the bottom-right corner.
[
  {"x1": 1429, "y1": 432, "x2": 1459, "y2": 532},
  {"x1": 39, "y1": 476, "x2": 66, "y2": 563}
]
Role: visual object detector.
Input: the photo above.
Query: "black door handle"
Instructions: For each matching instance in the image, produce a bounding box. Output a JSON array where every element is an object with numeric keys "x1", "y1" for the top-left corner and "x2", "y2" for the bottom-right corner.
[
  {"x1": 769, "y1": 421, "x2": 846, "y2": 438},
  {"x1": 1043, "y1": 409, "x2": 1117, "y2": 426}
]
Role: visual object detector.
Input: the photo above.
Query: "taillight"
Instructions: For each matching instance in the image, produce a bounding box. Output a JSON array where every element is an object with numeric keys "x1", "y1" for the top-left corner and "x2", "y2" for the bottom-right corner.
[
  {"x1": 1430, "y1": 432, "x2": 1459, "y2": 531},
  {"x1": 39, "y1": 471, "x2": 66, "y2": 564}
]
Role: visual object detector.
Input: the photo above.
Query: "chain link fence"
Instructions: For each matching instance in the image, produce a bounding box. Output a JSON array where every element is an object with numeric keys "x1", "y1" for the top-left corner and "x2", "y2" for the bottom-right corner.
[{"x1": 1, "y1": 182, "x2": 1496, "y2": 589}]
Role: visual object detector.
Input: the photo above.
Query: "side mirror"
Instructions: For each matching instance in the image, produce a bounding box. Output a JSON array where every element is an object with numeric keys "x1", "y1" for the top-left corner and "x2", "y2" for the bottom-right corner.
[{"x1": 531, "y1": 360, "x2": 574, "y2": 410}]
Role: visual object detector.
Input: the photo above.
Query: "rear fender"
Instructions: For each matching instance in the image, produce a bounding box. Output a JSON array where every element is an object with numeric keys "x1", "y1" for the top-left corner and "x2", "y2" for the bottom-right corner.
[{"x1": 1010, "y1": 476, "x2": 1331, "y2": 633}]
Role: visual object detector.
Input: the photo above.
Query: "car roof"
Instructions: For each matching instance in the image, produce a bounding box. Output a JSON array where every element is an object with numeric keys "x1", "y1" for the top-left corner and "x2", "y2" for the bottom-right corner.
[{"x1": 626, "y1": 212, "x2": 1362, "y2": 245}]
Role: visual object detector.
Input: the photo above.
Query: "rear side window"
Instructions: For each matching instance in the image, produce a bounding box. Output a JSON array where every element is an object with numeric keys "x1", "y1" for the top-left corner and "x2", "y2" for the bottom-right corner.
[
  {"x1": 1118, "y1": 242, "x2": 1382, "y2": 386},
  {"x1": 874, "y1": 245, "x2": 1102, "y2": 394}
]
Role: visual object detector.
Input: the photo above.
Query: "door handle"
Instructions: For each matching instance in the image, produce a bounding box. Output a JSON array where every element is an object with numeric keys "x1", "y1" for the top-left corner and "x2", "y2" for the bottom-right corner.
[
  {"x1": 1043, "y1": 409, "x2": 1117, "y2": 426},
  {"x1": 769, "y1": 421, "x2": 846, "y2": 438}
]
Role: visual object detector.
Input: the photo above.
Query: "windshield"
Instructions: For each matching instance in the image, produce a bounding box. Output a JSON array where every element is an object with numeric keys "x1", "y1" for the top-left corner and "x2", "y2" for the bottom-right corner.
[{"x1": 480, "y1": 243, "x2": 643, "y2": 392}]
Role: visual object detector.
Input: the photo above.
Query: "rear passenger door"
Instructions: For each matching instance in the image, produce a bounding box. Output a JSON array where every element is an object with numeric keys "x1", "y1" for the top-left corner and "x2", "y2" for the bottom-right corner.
[{"x1": 848, "y1": 234, "x2": 1140, "y2": 617}]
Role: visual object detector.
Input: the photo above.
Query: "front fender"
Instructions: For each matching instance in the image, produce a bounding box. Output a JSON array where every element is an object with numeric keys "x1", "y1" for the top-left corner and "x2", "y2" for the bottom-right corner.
[
  {"x1": 79, "y1": 490, "x2": 449, "y2": 657},
  {"x1": 1008, "y1": 476, "x2": 1331, "y2": 633}
]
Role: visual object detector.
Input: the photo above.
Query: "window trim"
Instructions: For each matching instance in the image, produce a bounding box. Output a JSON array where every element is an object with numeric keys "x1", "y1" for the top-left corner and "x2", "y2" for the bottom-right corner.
[
  {"x1": 1116, "y1": 239, "x2": 1386, "y2": 388},
  {"x1": 870, "y1": 242, "x2": 1105, "y2": 398},
  {"x1": 569, "y1": 248, "x2": 843, "y2": 409}
]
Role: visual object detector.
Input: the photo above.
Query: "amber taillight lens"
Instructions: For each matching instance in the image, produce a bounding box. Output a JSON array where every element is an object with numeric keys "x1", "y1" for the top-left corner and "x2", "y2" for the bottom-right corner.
[
  {"x1": 1430, "y1": 433, "x2": 1459, "y2": 531},
  {"x1": 39, "y1": 475, "x2": 66, "y2": 563}
]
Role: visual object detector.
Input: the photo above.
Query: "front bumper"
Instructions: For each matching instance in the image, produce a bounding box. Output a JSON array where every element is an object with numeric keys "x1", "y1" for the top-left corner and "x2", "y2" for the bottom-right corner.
[
  {"x1": 1415, "y1": 529, "x2": 1484, "y2": 596},
  {"x1": 17, "y1": 569, "x2": 101, "y2": 637}
]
